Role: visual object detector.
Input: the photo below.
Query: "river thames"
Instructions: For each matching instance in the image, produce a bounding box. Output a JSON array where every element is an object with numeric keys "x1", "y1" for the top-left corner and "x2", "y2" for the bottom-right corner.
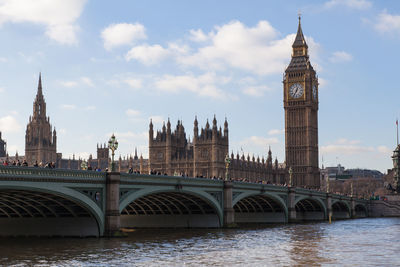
[{"x1": 0, "y1": 218, "x2": 399, "y2": 266}]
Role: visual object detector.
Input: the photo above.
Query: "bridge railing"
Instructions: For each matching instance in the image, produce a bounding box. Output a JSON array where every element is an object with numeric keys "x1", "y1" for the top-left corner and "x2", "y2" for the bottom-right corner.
[
  {"x1": 120, "y1": 172, "x2": 224, "y2": 186},
  {"x1": 0, "y1": 165, "x2": 106, "y2": 181}
]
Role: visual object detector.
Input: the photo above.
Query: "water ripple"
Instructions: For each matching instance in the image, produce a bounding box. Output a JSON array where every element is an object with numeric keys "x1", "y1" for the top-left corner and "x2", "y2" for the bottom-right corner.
[{"x1": 1, "y1": 218, "x2": 400, "y2": 266}]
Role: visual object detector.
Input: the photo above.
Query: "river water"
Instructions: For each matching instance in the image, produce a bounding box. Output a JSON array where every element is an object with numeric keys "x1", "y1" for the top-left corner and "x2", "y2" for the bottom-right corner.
[{"x1": 0, "y1": 218, "x2": 399, "y2": 266}]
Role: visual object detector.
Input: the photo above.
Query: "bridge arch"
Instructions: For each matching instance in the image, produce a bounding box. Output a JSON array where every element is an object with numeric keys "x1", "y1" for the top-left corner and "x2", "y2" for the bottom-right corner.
[
  {"x1": 354, "y1": 203, "x2": 368, "y2": 218},
  {"x1": 232, "y1": 192, "x2": 288, "y2": 224},
  {"x1": 119, "y1": 188, "x2": 223, "y2": 228},
  {"x1": 294, "y1": 196, "x2": 327, "y2": 221},
  {"x1": 0, "y1": 184, "x2": 104, "y2": 237},
  {"x1": 331, "y1": 200, "x2": 351, "y2": 219}
]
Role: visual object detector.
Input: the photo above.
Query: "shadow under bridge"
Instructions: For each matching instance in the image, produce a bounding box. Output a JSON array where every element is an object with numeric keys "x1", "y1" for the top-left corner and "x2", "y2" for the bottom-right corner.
[
  {"x1": 120, "y1": 191, "x2": 222, "y2": 228},
  {"x1": 0, "y1": 189, "x2": 101, "y2": 237},
  {"x1": 233, "y1": 194, "x2": 288, "y2": 224}
]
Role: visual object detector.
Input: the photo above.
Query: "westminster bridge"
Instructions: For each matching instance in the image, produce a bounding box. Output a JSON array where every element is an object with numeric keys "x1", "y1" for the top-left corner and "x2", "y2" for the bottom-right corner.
[{"x1": 0, "y1": 166, "x2": 369, "y2": 237}]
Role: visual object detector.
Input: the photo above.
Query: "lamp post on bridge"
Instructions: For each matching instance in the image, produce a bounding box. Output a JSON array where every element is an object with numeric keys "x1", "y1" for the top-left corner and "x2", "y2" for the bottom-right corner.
[
  {"x1": 288, "y1": 167, "x2": 293, "y2": 187},
  {"x1": 80, "y1": 160, "x2": 88, "y2": 170},
  {"x1": 108, "y1": 134, "x2": 118, "y2": 172},
  {"x1": 225, "y1": 154, "x2": 231, "y2": 181}
]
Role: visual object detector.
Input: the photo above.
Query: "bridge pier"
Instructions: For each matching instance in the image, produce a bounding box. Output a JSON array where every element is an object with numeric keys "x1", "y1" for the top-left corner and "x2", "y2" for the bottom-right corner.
[
  {"x1": 350, "y1": 197, "x2": 356, "y2": 218},
  {"x1": 223, "y1": 181, "x2": 236, "y2": 227},
  {"x1": 288, "y1": 187, "x2": 296, "y2": 222},
  {"x1": 105, "y1": 172, "x2": 121, "y2": 237},
  {"x1": 326, "y1": 193, "x2": 332, "y2": 221}
]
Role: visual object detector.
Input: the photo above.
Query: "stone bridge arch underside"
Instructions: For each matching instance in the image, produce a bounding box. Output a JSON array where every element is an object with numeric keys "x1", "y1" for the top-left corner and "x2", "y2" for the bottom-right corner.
[
  {"x1": 294, "y1": 197, "x2": 327, "y2": 221},
  {"x1": 0, "y1": 185, "x2": 104, "y2": 237},
  {"x1": 354, "y1": 203, "x2": 368, "y2": 218},
  {"x1": 331, "y1": 200, "x2": 351, "y2": 219},
  {"x1": 119, "y1": 188, "x2": 224, "y2": 228},
  {"x1": 232, "y1": 192, "x2": 288, "y2": 224}
]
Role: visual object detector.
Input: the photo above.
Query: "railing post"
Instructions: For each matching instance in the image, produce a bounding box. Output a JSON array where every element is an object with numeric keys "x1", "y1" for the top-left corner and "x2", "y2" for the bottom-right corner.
[
  {"x1": 288, "y1": 187, "x2": 296, "y2": 222},
  {"x1": 223, "y1": 180, "x2": 235, "y2": 227},
  {"x1": 105, "y1": 171, "x2": 121, "y2": 237}
]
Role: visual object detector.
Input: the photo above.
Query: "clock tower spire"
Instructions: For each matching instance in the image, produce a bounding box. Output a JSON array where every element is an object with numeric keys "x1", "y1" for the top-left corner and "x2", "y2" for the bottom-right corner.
[{"x1": 283, "y1": 16, "x2": 320, "y2": 188}]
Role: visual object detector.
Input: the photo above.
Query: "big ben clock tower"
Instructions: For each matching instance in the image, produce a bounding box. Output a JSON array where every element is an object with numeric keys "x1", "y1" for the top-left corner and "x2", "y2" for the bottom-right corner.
[{"x1": 283, "y1": 16, "x2": 320, "y2": 188}]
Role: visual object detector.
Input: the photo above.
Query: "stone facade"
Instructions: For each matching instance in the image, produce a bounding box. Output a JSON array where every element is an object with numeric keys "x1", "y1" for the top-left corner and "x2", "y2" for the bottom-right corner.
[
  {"x1": 283, "y1": 17, "x2": 320, "y2": 188},
  {"x1": 148, "y1": 117, "x2": 286, "y2": 182},
  {"x1": 0, "y1": 132, "x2": 6, "y2": 157},
  {"x1": 25, "y1": 73, "x2": 57, "y2": 165}
]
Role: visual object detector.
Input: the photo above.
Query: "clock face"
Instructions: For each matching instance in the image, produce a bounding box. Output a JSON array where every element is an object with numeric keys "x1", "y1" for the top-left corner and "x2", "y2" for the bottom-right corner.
[
  {"x1": 312, "y1": 84, "x2": 317, "y2": 99},
  {"x1": 289, "y1": 83, "x2": 304, "y2": 98}
]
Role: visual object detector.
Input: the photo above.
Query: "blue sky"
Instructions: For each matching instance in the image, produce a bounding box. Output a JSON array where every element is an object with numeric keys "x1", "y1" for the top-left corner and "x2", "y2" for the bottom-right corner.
[{"x1": 0, "y1": 0, "x2": 399, "y2": 173}]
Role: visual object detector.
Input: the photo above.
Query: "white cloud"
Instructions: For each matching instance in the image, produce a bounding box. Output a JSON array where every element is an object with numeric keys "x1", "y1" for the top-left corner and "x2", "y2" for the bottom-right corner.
[
  {"x1": 0, "y1": 57, "x2": 7, "y2": 63},
  {"x1": 149, "y1": 115, "x2": 164, "y2": 124},
  {"x1": 373, "y1": 10, "x2": 400, "y2": 35},
  {"x1": 154, "y1": 72, "x2": 231, "y2": 99},
  {"x1": 124, "y1": 78, "x2": 142, "y2": 89},
  {"x1": 125, "y1": 44, "x2": 170, "y2": 65},
  {"x1": 324, "y1": 0, "x2": 372, "y2": 10},
  {"x1": 177, "y1": 20, "x2": 321, "y2": 76},
  {"x1": 81, "y1": 77, "x2": 94, "y2": 87},
  {"x1": 59, "y1": 77, "x2": 95, "y2": 88},
  {"x1": 329, "y1": 51, "x2": 353, "y2": 63},
  {"x1": 0, "y1": 0, "x2": 87, "y2": 44},
  {"x1": 320, "y1": 139, "x2": 387, "y2": 155},
  {"x1": 126, "y1": 109, "x2": 141, "y2": 117},
  {"x1": 0, "y1": 115, "x2": 22, "y2": 133},
  {"x1": 0, "y1": 87, "x2": 4, "y2": 93},
  {"x1": 377, "y1": 145, "x2": 392, "y2": 154},
  {"x1": 59, "y1": 80, "x2": 78, "y2": 88},
  {"x1": 189, "y1": 29, "x2": 211, "y2": 42},
  {"x1": 101, "y1": 23, "x2": 147, "y2": 50},
  {"x1": 242, "y1": 85, "x2": 272, "y2": 97},
  {"x1": 318, "y1": 77, "x2": 328, "y2": 88},
  {"x1": 60, "y1": 104, "x2": 76, "y2": 110},
  {"x1": 321, "y1": 144, "x2": 374, "y2": 154},
  {"x1": 268, "y1": 129, "x2": 284, "y2": 135}
]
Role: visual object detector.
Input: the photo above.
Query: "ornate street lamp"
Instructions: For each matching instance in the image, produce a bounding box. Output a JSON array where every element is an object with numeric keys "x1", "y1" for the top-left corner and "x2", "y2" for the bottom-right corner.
[
  {"x1": 326, "y1": 174, "x2": 330, "y2": 193},
  {"x1": 288, "y1": 167, "x2": 293, "y2": 187},
  {"x1": 225, "y1": 153, "x2": 231, "y2": 181},
  {"x1": 108, "y1": 134, "x2": 118, "y2": 172},
  {"x1": 80, "y1": 160, "x2": 88, "y2": 170}
]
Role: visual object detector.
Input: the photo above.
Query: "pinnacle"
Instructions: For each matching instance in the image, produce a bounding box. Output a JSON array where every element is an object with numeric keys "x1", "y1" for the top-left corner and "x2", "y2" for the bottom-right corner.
[{"x1": 292, "y1": 16, "x2": 307, "y2": 48}]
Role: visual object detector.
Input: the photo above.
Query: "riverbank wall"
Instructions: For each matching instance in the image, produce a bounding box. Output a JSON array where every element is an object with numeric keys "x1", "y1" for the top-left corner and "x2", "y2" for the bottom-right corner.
[{"x1": 369, "y1": 195, "x2": 400, "y2": 217}]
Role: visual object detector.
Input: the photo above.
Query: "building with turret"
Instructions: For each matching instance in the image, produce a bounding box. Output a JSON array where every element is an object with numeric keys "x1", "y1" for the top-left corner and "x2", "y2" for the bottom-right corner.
[
  {"x1": 148, "y1": 117, "x2": 286, "y2": 182},
  {"x1": 25, "y1": 73, "x2": 57, "y2": 165}
]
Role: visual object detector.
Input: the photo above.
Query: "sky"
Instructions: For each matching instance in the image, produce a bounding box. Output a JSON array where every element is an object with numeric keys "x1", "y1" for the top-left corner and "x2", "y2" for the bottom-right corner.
[{"x1": 0, "y1": 0, "x2": 399, "y2": 173}]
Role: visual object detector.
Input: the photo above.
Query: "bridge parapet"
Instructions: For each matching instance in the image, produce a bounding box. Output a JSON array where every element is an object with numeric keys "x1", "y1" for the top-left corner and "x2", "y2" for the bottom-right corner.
[
  {"x1": 120, "y1": 173, "x2": 224, "y2": 186},
  {"x1": 0, "y1": 165, "x2": 106, "y2": 182}
]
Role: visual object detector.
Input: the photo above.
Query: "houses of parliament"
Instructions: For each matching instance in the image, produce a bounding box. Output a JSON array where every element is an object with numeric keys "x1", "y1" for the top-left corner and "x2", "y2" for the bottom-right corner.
[{"x1": 0, "y1": 17, "x2": 320, "y2": 188}]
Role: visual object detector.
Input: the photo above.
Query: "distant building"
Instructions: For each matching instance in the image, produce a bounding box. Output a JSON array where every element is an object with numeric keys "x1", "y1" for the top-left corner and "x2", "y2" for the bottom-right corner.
[
  {"x1": 25, "y1": 73, "x2": 57, "y2": 165},
  {"x1": 0, "y1": 132, "x2": 6, "y2": 157},
  {"x1": 148, "y1": 117, "x2": 286, "y2": 182}
]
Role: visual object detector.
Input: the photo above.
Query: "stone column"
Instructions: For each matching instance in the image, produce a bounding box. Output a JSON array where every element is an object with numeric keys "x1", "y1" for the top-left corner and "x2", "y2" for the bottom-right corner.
[
  {"x1": 105, "y1": 172, "x2": 121, "y2": 237},
  {"x1": 327, "y1": 193, "x2": 332, "y2": 221},
  {"x1": 288, "y1": 187, "x2": 296, "y2": 223},
  {"x1": 223, "y1": 181, "x2": 235, "y2": 227}
]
